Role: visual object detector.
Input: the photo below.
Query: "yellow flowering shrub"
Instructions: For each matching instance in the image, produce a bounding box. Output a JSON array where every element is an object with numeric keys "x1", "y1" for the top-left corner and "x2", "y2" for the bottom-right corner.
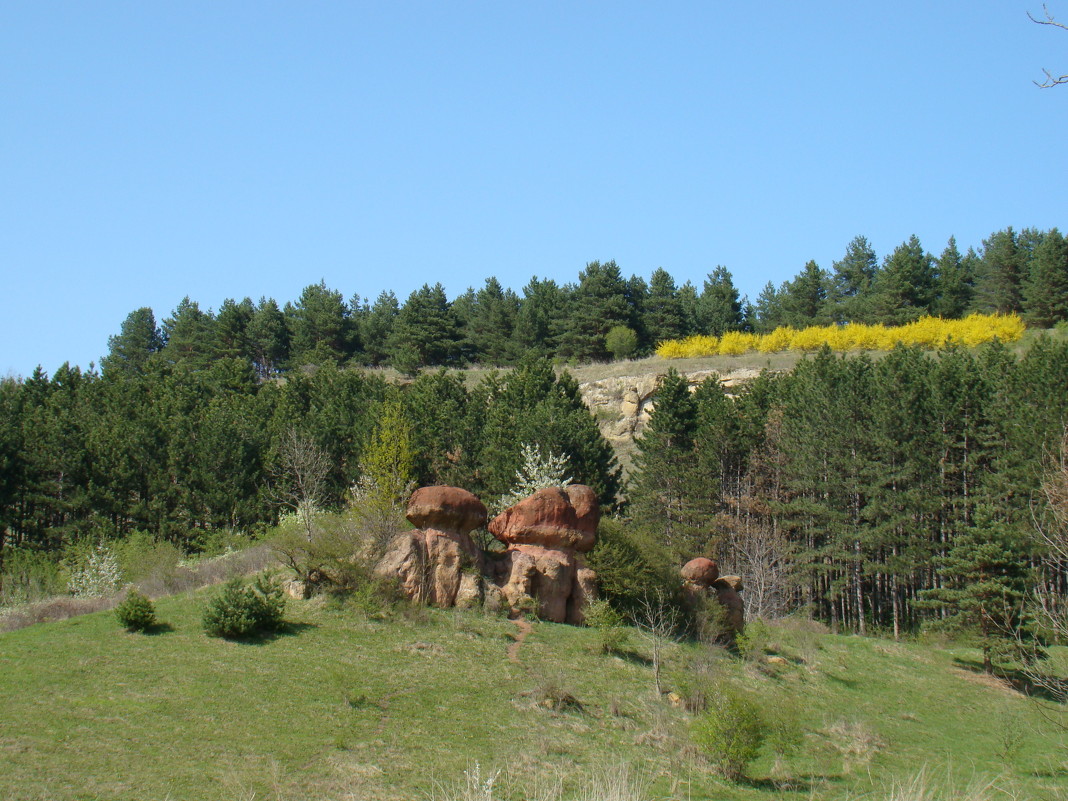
[{"x1": 655, "y1": 314, "x2": 1025, "y2": 359}]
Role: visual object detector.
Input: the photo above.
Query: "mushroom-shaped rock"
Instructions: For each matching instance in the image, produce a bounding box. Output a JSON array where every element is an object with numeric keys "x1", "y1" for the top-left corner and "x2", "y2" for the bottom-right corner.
[
  {"x1": 406, "y1": 486, "x2": 487, "y2": 533},
  {"x1": 681, "y1": 557, "x2": 719, "y2": 587},
  {"x1": 489, "y1": 485, "x2": 599, "y2": 552}
]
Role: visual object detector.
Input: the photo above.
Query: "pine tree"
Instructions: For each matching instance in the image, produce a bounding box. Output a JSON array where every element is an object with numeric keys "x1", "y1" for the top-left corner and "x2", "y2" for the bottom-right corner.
[
  {"x1": 972, "y1": 228, "x2": 1025, "y2": 314},
  {"x1": 828, "y1": 236, "x2": 878, "y2": 323},
  {"x1": 461, "y1": 277, "x2": 521, "y2": 365},
  {"x1": 558, "y1": 261, "x2": 632, "y2": 361},
  {"x1": 869, "y1": 236, "x2": 936, "y2": 325},
  {"x1": 247, "y1": 298, "x2": 290, "y2": 377},
  {"x1": 932, "y1": 237, "x2": 975, "y2": 319},
  {"x1": 102, "y1": 308, "x2": 162, "y2": 377},
  {"x1": 512, "y1": 277, "x2": 569, "y2": 358},
  {"x1": 359, "y1": 290, "x2": 399, "y2": 367},
  {"x1": 161, "y1": 297, "x2": 216, "y2": 370},
  {"x1": 285, "y1": 281, "x2": 352, "y2": 366},
  {"x1": 1023, "y1": 228, "x2": 1068, "y2": 327},
  {"x1": 629, "y1": 369, "x2": 713, "y2": 558},
  {"x1": 694, "y1": 266, "x2": 743, "y2": 335},
  {"x1": 920, "y1": 510, "x2": 1037, "y2": 673},
  {"x1": 213, "y1": 297, "x2": 255, "y2": 362},
  {"x1": 388, "y1": 283, "x2": 463, "y2": 373},
  {"x1": 780, "y1": 261, "x2": 830, "y2": 327}
]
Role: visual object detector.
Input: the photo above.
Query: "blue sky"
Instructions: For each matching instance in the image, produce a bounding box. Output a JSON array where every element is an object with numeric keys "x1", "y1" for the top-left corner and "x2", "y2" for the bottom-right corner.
[{"x1": 2, "y1": 1, "x2": 1066, "y2": 377}]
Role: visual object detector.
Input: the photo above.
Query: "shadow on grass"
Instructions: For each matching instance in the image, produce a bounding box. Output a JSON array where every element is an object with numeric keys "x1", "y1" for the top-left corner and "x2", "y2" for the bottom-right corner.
[
  {"x1": 825, "y1": 672, "x2": 859, "y2": 690},
  {"x1": 609, "y1": 648, "x2": 654, "y2": 668},
  {"x1": 223, "y1": 621, "x2": 318, "y2": 646},
  {"x1": 142, "y1": 622, "x2": 176, "y2": 636},
  {"x1": 739, "y1": 773, "x2": 844, "y2": 793},
  {"x1": 951, "y1": 656, "x2": 1068, "y2": 703}
]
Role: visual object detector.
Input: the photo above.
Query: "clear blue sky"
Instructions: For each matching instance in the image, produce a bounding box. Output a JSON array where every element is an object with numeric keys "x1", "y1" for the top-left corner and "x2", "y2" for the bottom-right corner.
[{"x1": 2, "y1": 1, "x2": 1066, "y2": 377}]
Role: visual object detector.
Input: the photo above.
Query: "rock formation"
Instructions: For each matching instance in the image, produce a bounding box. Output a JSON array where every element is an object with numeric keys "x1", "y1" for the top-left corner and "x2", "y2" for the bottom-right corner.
[
  {"x1": 375, "y1": 486, "x2": 487, "y2": 607},
  {"x1": 375, "y1": 484, "x2": 601, "y2": 624},
  {"x1": 488, "y1": 485, "x2": 600, "y2": 625},
  {"x1": 680, "y1": 557, "x2": 745, "y2": 637}
]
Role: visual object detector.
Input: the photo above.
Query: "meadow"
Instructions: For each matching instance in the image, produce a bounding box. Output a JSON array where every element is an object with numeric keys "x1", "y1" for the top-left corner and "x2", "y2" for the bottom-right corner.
[{"x1": 2, "y1": 586, "x2": 1067, "y2": 801}]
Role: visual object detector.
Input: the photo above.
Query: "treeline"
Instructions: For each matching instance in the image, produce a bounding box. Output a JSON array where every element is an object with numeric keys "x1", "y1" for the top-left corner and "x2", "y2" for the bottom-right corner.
[
  {"x1": 100, "y1": 226, "x2": 1067, "y2": 377},
  {"x1": 0, "y1": 356, "x2": 619, "y2": 560},
  {"x1": 628, "y1": 338, "x2": 1068, "y2": 636}
]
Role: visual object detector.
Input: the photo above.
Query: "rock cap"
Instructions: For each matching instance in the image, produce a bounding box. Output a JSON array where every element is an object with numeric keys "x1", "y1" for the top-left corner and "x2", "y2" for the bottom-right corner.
[
  {"x1": 680, "y1": 557, "x2": 719, "y2": 587},
  {"x1": 489, "y1": 485, "x2": 599, "y2": 552},
  {"x1": 406, "y1": 486, "x2": 487, "y2": 533}
]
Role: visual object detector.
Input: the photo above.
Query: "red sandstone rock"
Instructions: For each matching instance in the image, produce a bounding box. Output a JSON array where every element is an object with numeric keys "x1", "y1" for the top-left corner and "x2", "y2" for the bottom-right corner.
[
  {"x1": 488, "y1": 486, "x2": 599, "y2": 552},
  {"x1": 406, "y1": 486, "x2": 487, "y2": 533},
  {"x1": 681, "y1": 557, "x2": 719, "y2": 586}
]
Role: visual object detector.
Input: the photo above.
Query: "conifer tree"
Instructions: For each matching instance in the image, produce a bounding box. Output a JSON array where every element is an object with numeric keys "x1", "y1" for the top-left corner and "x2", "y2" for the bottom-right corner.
[
  {"x1": 779, "y1": 261, "x2": 830, "y2": 327},
  {"x1": 359, "y1": 290, "x2": 399, "y2": 367},
  {"x1": 932, "y1": 237, "x2": 975, "y2": 319},
  {"x1": 388, "y1": 283, "x2": 463, "y2": 373},
  {"x1": 972, "y1": 228, "x2": 1025, "y2": 314},
  {"x1": 629, "y1": 369, "x2": 712, "y2": 558},
  {"x1": 558, "y1": 261, "x2": 632, "y2": 361},
  {"x1": 1022, "y1": 228, "x2": 1068, "y2": 327},
  {"x1": 920, "y1": 510, "x2": 1037, "y2": 673},
  {"x1": 828, "y1": 236, "x2": 878, "y2": 322},
  {"x1": 247, "y1": 298, "x2": 290, "y2": 377},
  {"x1": 512, "y1": 277, "x2": 569, "y2": 357},
  {"x1": 285, "y1": 281, "x2": 352, "y2": 366},
  {"x1": 102, "y1": 308, "x2": 162, "y2": 377},
  {"x1": 694, "y1": 266, "x2": 743, "y2": 335}
]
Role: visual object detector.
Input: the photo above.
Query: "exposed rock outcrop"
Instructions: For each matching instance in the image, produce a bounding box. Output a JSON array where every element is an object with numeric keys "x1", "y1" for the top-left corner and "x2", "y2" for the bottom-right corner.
[
  {"x1": 578, "y1": 369, "x2": 762, "y2": 455},
  {"x1": 375, "y1": 486, "x2": 486, "y2": 607}
]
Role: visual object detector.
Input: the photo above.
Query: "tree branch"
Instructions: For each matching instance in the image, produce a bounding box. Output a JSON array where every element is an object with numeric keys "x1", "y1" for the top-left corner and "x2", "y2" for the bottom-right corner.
[{"x1": 1029, "y1": 5, "x2": 1068, "y2": 86}]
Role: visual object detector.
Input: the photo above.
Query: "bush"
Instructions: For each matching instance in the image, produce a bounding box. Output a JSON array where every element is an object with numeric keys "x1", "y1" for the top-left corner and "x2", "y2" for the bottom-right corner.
[
  {"x1": 202, "y1": 574, "x2": 286, "y2": 639},
  {"x1": 67, "y1": 543, "x2": 122, "y2": 598},
  {"x1": 585, "y1": 518, "x2": 681, "y2": 618},
  {"x1": 115, "y1": 588, "x2": 156, "y2": 632},
  {"x1": 583, "y1": 598, "x2": 629, "y2": 653},
  {"x1": 691, "y1": 688, "x2": 768, "y2": 781}
]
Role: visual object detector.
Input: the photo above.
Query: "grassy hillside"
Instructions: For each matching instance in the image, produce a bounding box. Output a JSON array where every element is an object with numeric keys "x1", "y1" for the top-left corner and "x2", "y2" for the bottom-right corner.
[{"x1": 2, "y1": 588, "x2": 1067, "y2": 801}]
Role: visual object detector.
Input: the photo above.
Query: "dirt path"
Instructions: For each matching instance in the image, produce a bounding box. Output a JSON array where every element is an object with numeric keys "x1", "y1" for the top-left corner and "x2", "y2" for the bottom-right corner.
[{"x1": 507, "y1": 618, "x2": 533, "y2": 665}]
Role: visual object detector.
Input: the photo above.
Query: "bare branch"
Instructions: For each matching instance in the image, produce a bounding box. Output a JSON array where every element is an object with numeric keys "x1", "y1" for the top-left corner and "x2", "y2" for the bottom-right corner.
[{"x1": 1029, "y1": 5, "x2": 1068, "y2": 86}]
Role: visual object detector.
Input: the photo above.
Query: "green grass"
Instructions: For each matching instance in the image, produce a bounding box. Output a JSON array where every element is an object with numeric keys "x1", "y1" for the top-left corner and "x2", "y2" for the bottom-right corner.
[{"x1": 2, "y1": 592, "x2": 1068, "y2": 801}]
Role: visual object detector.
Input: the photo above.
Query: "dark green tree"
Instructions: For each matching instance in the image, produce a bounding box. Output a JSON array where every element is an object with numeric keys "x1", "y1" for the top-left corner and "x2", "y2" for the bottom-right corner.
[
  {"x1": 101, "y1": 308, "x2": 163, "y2": 377},
  {"x1": 247, "y1": 298, "x2": 290, "y2": 378},
  {"x1": 780, "y1": 261, "x2": 830, "y2": 327},
  {"x1": 162, "y1": 297, "x2": 216, "y2": 370},
  {"x1": 285, "y1": 281, "x2": 352, "y2": 365},
  {"x1": 643, "y1": 268, "x2": 689, "y2": 345},
  {"x1": 972, "y1": 228, "x2": 1025, "y2": 314},
  {"x1": 694, "y1": 266, "x2": 743, "y2": 335},
  {"x1": 920, "y1": 511, "x2": 1037, "y2": 673},
  {"x1": 932, "y1": 237, "x2": 975, "y2": 319},
  {"x1": 558, "y1": 261, "x2": 632, "y2": 362},
  {"x1": 512, "y1": 277, "x2": 569, "y2": 357},
  {"x1": 388, "y1": 283, "x2": 463, "y2": 373},
  {"x1": 1023, "y1": 228, "x2": 1068, "y2": 327},
  {"x1": 828, "y1": 236, "x2": 878, "y2": 322},
  {"x1": 629, "y1": 369, "x2": 713, "y2": 558},
  {"x1": 869, "y1": 236, "x2": 936, "y2": 325},
  {"x1": 359, "y1": 290, "x2": 399, "y2": 367}
]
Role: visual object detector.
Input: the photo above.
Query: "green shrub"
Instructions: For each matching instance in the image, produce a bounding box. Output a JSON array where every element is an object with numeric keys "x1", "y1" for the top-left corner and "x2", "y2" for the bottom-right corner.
[
  {"x1": 115, "y1": 588, "x2": 156, "y2": 632},
  {"x1": 691, "y1": 688, "x2": 768, "y2": 781},
  {"x1": 583, "y1": 598, "x2": 629, "y2": 653},
  {"x1": 202, "y1": 575, "x2": 286, "y2": 639},
  {"x1": 585, "y1": 518, "x2": 681, "y2": 617}
]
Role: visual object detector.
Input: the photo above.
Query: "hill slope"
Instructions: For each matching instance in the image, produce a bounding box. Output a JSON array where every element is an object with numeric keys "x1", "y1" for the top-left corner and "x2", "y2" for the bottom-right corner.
[{"x1": 2, "y1": 590, "x2": 1067, "y2": 801}]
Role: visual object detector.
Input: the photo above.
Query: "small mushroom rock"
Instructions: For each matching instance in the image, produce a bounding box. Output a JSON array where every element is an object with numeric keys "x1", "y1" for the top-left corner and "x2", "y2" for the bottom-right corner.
[
  {"x1": 681, "y1": 557, "x2": 719, "y2": 587},
  {"x1": 378, "y1": 486, "x2": 487, "y2": 607}
]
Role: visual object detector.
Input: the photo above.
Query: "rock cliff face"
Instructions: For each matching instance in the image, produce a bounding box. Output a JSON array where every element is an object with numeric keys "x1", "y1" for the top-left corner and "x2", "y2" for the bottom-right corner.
[{"x1": 577, "y1": 368, "x2": 761, "y2": 456}]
